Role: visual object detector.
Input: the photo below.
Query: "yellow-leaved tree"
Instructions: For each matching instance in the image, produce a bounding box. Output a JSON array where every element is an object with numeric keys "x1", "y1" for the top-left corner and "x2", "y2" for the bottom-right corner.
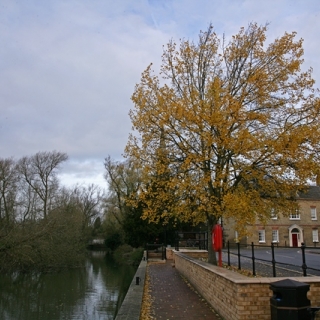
[{"x1": 125, "y1": 23, "x2": 320, "y2": 264}]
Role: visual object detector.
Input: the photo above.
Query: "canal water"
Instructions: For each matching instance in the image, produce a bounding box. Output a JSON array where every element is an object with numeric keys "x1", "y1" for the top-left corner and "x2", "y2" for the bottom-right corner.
[{"x1": 0, "y1": 251, "x2": 136, "y2": 320}]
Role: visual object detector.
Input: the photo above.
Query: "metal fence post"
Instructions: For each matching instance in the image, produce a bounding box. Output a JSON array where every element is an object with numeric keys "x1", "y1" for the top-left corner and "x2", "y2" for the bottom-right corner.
[
  {"x1": 251, "y1": 242, "x2": 256, "y2": 276},
  {"x1": 237, "y1": 241, "x2": 241, "y2": 270},
  {"x1": 206, "y1": 232, "x2": 208, "y2": 251},
  {"x1": 271, "y1": 242, "x2": 276, "y2": 277},
  {"x1": 146, "y1": 244, "x2": 149, "y2": 260},
  {"x1": 175, "y1": 232, "x2": 179, "y2": 251},
  {"x1": 227, "y1": 241, "x2": 230, "y2": 266},
  {"x1": 301, "y1": 242, "x2": 307, "y2": 277}
]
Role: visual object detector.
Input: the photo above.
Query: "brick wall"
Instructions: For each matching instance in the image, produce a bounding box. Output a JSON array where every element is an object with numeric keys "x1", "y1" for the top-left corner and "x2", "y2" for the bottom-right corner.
[
  {"x1": 165, "y1": 248, "x2": 174, "y2": 260},
  {"x1": 173, "y1": 251, "x2": 320, "y2": 320},
  {"x1": 166, "y1": 248, "x2": 207, "y2": 260}
]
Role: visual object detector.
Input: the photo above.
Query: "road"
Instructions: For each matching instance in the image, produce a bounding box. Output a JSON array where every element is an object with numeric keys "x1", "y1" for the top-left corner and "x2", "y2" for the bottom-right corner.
[{"x1": 222, "y1": 246, "x2": 320, "y2": 277}]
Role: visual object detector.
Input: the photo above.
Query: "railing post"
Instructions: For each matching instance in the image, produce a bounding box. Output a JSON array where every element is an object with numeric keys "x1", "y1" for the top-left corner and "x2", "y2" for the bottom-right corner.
[
  {"x1": 205, "y1": 232, "x2": 208, "y2": 251},
  {"x1": 251, "y1": 242, "x2": 256, "y2": 276},
  {"x1": 146, "y1": 244, "x2": 149, "y2": 260},
  {"x1": 227, "y1": 241, "x2": 230, "y2": 266},
  {"x1": 301, "y1": 242, "x2": 307, "y2": 277},
  {"x1": 271, "y1": 242, "x2": 276, "y2": 277},
  {"x1": 237, "y1": 241, "x2": 241, "y2": 270},
  {"x1": 175, "y1": 232, "x2": 179, "y2": 251}
]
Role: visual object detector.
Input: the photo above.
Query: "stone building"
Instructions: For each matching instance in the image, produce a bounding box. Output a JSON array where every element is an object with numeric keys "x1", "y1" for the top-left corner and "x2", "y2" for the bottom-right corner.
[{"x1": 223, "y1": 185, "x2": 320, "y2": 247}]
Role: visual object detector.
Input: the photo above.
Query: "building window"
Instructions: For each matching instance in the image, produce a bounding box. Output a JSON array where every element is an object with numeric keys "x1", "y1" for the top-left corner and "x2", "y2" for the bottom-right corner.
[
  {"x1": 272, "y1": 230, "x2": 279, "y2": 243},
  {"x1": 271, "y1": 209, "x2": 277, "y2": 220},
  {"x1": 311, "y1": 207, "x2": 317, "y2": 220},
  {"x1": 290, "y1": 209, "x2": 300, "y2": 220},
  {"x1": 312, "y1": 229, "x2": 319, "y2": 242},
  {"x1": 258, "y1": 230, "x2": 265, "y2": 243}
]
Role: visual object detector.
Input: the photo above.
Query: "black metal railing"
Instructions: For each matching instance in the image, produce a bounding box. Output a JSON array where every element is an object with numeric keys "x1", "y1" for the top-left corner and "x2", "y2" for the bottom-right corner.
[
  {"x1": 174, "y1": 231, "x2": 208, "y2": 251},
  {"x1": 146, "y1": 243, "x2": 166, "y2": 260},
  {"x1": 224, "y1": 241, "x2": 320, "y2": 277}
]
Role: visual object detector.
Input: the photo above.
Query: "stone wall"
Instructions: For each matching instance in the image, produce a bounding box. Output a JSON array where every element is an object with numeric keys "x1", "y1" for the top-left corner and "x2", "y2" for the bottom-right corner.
[
  {"x1": 173, "y1": 251, "x2": 320, "y2": 320},
  {"x1": 165, "y1": 247, "x2": 174, "y2": 260},
  {"x1": 166, "y1": 248, "x2": 207, "y2": 260},
  {"x1": 115, "y1": 259, "x2": 147, "y2": 320}
]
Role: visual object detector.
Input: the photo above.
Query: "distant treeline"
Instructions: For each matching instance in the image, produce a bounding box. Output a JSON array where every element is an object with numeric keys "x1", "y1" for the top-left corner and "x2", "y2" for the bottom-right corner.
[{"x1": 0, "y1": 151, "x2": 104, "y2": 273}]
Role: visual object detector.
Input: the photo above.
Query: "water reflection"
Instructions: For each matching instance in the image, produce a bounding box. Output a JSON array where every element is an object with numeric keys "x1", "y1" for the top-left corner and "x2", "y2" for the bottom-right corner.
[{"x1": 0, "y1": 251, "x2": 136, "y2": 320}]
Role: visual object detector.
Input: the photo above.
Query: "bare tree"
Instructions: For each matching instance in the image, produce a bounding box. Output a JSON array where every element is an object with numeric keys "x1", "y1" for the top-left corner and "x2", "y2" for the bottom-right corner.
[
  {"x1": 17, "y1": 151, "x2": 68, "y2": 218},
  {"x1": 16, "y1": 182, "x2": 42, "y2": 221},
  {"x1": 72, "y1": 184, "x2": 103, "y2": 227},
  {"x1": 0, "y1": 158, "x2": 18, "y2": 222},
  {"x1": 104, "y1": 156, "x2": 142, "y2": 225},
  {"x1": 56, "y1": 184, "x2": 104, "y2": 227}
]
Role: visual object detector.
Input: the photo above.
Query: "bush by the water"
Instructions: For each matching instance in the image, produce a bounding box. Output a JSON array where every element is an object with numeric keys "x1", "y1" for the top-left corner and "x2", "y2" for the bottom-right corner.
[
  {"x1": 113, "y1": 244, "x2": 144, "y2": 266},
  {"x1": 0, "y1": 205, "x2": 88, "y2": 273},
  {"x1": 104, "y1": 232, "x2": 123, "y2": 251}
]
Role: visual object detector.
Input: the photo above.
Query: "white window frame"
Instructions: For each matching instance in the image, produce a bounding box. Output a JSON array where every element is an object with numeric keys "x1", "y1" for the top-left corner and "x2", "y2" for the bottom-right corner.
[
  {"x1": 258, "y1": 230, "x2": 265, "y2": 243},
  {"x1": 290, "y1": 209, "x2": 300, "y2": 220},
  {"x1": 271, "y1": 209, "x2": 277, "y2": 220},
  {"x1": 311, "y1": 207, "x2": 317, "y2": 220},
  {"x1": 272, "y1": 230, "x2": 279, "y2": 243},
  {"x1": 312, "y1": 229, "x2": 319, "y2": 243}
]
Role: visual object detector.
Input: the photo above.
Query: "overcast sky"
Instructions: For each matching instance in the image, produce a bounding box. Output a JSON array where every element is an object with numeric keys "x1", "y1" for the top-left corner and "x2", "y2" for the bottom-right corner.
[{"x1": 1, "y1": 0, "x2": 320, "y2": 190}]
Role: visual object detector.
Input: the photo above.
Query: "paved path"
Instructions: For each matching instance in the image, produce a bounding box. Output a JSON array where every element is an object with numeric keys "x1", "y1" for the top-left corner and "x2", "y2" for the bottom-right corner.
[{"x1": 147, "y1": 260, "x2": 222, "y2": 319}]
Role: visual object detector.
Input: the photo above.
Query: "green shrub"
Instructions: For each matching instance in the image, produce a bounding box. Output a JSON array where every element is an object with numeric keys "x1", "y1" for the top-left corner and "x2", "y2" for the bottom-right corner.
[
  {"x1": 113, "y1": 245, "x2": 144, "y2": 265},
  {"x1": 104, "y1": 232, "x2": 123, "y2": 251}
]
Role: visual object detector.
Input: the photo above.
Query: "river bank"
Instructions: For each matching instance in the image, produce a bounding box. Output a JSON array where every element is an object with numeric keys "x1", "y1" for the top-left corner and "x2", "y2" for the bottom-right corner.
[{"x1": 0, "y1": 251, "x2": 136, "y2": 320}]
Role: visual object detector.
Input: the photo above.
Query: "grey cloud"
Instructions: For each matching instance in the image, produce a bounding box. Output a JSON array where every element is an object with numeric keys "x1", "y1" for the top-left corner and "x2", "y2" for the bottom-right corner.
[{"x1": 1, "y1": 0, "x2": 319, "y2": 188}]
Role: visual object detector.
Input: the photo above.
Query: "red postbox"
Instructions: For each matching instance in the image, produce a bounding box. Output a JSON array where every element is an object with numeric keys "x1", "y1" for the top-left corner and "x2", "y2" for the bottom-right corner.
[{"x1": 212, "y1": 224, "x2": 223, "y2": 266}]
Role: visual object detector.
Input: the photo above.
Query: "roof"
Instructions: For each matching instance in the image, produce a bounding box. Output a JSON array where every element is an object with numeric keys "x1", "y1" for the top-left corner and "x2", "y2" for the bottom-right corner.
[{"x1": 297, "y1": 186, "x2": 320, "y2": 200}]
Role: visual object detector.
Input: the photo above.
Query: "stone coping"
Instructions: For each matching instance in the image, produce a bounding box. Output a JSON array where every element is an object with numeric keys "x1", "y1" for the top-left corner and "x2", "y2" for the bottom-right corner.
[
  {"x1": 175, "y1": 248, "x2": 208, "y2": 253},
  {"x1": 173, "y1": 250, "x2": 320, "y2": 285},
  {"x1": 115, "y1": 258, "x2": 147, "y2": 320}
]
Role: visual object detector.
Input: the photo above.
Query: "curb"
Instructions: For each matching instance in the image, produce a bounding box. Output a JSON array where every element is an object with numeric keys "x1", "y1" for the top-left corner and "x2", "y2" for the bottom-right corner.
[{"x1": 115, "y1": 258, "x2": 147, "y2": 320}]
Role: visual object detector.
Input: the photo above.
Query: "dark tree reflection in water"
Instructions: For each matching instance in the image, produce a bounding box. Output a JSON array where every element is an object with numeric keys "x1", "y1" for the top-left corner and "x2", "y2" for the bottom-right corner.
[{"x1": 0, "y1": 251, "x2": 136, "y2": 320}]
